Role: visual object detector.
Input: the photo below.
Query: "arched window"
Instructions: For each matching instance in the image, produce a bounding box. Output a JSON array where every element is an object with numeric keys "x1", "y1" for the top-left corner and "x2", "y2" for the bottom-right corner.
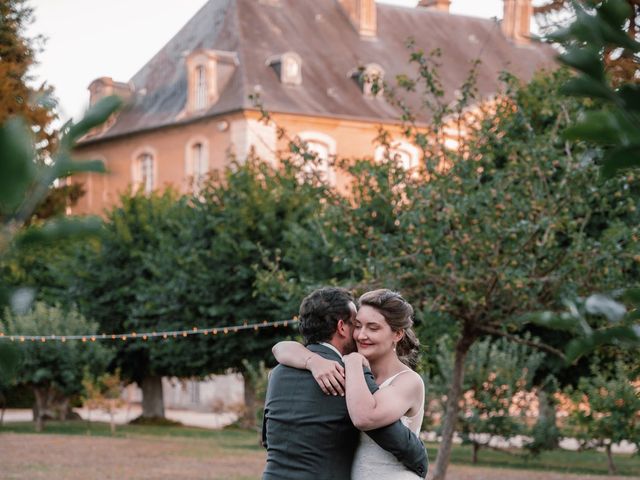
[
  {"x1": 186, "y1": 140, "x2": 209, "y2": 193},
  {"x1": 296, "y1": 131, "x2": 337, "y2": 185},
  {"x1": 132, "y1": 151, "x2": 156, "y2": 194},
  {"x1": 375, "y1": 140, "x2": 420, "y2": 173},
  {"x1": 195, "y1": 65, "x2": 207, "y2": 110}
]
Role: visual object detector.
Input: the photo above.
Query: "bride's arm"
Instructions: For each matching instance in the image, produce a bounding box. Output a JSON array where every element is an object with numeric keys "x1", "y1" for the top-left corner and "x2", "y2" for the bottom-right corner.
[
  {"x1": 272, "y1": 341, "x2": 345, "y2": 395},
  {"x1": 344, "y1": 352, "x2": 419, "y2": 431}
]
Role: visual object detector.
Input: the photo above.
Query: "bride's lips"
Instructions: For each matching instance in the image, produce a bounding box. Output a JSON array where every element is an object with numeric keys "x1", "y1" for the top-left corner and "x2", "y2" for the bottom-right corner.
[{"x1": 357, "y1": 342, "x2": 374, "y2": 349}]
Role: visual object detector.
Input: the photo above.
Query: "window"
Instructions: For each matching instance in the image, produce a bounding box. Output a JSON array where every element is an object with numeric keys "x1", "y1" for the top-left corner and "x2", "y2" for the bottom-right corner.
[
  {"x1": 267, "y1": 52, "x2": 302, "y2": 86},
  {"x1": 195, "y1": 65, "x2": 207, "y2": 110},
  {"x1": 135, "y1": 152, "x2": 155, "y2": 194},
  {"x1": 375, "y1": 140, "x2": 420, "y2": 173},
  {"x1": 284, "y1": 56, "x2": 300, "y2": 79},
  {"x1": 281, "y1": 52, "x2": 302, "y2": 85},
  {"x1": 187, "y1": 141, "x2": 209, "y2": 193},
  {"x1": 361, "y1": 63, "x2": 384, "y2": 98},
  {"x1": 296, "y1": 132, "x2": 337, "y2": 185}
]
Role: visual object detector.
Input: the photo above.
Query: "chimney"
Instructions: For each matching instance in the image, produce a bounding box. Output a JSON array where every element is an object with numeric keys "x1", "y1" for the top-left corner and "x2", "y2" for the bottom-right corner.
[
  {"x1": 417, "y1": 0, "x2": 451, "y2": 12},
  {"x1": 337, "y1": 0, "x2": 376, "y2": 38},
  {"x1": 88, "y1": 77, "x2": 133, "y2": 106},
  {"x1": 501, "y1": 0, "x2": 532, "y2": 44}
]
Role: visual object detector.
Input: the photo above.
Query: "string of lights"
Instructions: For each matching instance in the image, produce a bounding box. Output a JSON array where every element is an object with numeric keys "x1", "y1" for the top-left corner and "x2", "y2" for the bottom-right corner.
[{"x1": 0, "y1": 318, "x2": 299, "y2": 343}]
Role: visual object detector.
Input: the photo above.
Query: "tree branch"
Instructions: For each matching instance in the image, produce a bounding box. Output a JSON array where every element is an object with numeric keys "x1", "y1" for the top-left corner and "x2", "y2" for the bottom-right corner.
[{"x1": 476, "y1": 324, "x2": 566, "y2": 360}]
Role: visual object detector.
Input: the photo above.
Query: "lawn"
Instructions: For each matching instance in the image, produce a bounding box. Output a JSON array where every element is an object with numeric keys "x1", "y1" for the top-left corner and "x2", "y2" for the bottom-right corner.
[{"x1": 1, "y1": 421, "x2": 639, "y2": 479}]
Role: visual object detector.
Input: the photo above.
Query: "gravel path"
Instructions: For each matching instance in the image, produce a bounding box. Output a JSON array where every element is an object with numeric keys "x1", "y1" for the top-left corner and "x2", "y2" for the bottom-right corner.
[{"x1": 1, "y1": 433, "x2": 638, "y2": 480}]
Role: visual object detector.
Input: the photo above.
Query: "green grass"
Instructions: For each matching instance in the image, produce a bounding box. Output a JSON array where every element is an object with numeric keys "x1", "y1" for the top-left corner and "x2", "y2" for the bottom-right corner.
[
  {"x1": 426, "y1": 442, "x2": 640, "y2": 477},
  {"x1": 1, "y1": 420, "x2": 256, "y2": 442},
  {"x1": 2, "y1": 421, "x2": 639, "y2": 476}
]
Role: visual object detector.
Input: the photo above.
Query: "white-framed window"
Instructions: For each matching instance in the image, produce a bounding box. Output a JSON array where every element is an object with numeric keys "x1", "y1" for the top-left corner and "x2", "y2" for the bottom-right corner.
[
  {"x1": 375, "y1": 140, "x2": 421, "y2": 173},
  {"x1": 281, "y1": 52, "x2": 302, "y2": 86},
  {"x1": 132, "y1": 148, "x2": 157, "y2": 194},
  {"x1": 195, "y1": 65, "x2": 207, "y2": 110},
  {"x1": 139, "y1": 153, "x2": 155, "y2": 194},
  {"x1": 296, "y1": 131, "x2": 337, "y2": 185},
  {"x1": 185, "y1": 139, "x2": 210, "y2": 193},
  {"x1": 284, "y1": 56, "x2": 300, "y2": 79}
]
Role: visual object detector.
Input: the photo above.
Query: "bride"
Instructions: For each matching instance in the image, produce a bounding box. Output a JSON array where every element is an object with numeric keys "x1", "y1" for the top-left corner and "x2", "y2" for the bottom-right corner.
[{"x1": 273, "y1": 289, "x2": 426, "y2": 479}]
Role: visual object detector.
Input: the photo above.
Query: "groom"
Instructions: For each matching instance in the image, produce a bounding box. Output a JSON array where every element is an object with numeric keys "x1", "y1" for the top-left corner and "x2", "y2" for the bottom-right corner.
[{"x1": 261, "y1": 287, "x2": 428, "y2": 479}]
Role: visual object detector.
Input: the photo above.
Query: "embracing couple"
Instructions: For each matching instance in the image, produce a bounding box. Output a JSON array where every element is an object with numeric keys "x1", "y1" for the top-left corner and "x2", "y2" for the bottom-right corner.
[{"x1": 262, "y1": 287, "x2": 428, "y2": 479}]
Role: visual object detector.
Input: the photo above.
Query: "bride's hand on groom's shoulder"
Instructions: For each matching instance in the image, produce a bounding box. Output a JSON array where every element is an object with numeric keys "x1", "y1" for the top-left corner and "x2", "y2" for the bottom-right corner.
[
  {"x1": 308, "y1": 355, "x2": 346, "y2": 396},
  {"x1": 343, "y1": 352, "x2": 370, "y2": 369}
]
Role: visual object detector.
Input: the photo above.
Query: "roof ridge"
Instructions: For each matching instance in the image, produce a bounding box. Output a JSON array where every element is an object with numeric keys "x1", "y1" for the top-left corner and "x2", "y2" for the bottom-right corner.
[
  {"x1": 377, "y1": 2, "x2": 499, "y2": 24},
  {"x1": 130, "y1": 0, "x2": 233, "y2": 87}
]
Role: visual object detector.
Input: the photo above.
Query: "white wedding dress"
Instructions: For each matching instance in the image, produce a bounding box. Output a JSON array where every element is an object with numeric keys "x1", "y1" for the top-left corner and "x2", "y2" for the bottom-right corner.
[{"x1": 351, "y1": 370, "x2": 425, "y2": 480}]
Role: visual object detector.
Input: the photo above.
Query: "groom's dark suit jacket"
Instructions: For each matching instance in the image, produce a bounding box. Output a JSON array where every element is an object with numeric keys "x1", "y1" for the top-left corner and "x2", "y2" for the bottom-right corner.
[{"x1": 261, "y1": 343, "x2": 428, "y2": 480}]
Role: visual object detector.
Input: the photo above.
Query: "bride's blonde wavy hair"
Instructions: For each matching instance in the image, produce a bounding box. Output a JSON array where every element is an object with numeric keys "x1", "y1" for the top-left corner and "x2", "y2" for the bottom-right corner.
[{"x1": 358, "y1": 289, "x2": 420, "y2": 370}]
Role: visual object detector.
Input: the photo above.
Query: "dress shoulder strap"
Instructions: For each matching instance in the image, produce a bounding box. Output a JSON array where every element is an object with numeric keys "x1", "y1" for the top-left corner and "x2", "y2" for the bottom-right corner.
[{"x1": 379, "y1": 369, "x2": 413, "y2": 388}]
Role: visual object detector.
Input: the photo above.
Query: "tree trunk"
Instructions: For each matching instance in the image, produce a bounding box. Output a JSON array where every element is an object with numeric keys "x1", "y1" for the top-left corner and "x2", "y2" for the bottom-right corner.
[
  {"x1": 109, "y1": 405, "x2": 116, "y2": 435},
  {"x1": 432, "y1": 334, "x2": 475, "y2": 480},
  {"x1": 51, "y1": 393, "x2": 71, "y2": 420},
  {"x1": 536, "y1": 388, "x2": 559, "y2": 449},
  {"x1": 33, "y1": 385, "x2": 53, "y2": 432},
  {"x1": 606, "y1": 443, "x2": 617, "y2": 475},
  {"x1": 472, "y1": 442, "x2": 479, "y2": 464},
  {"x1": 239, "y1": 372, "x2": 257, "y2": 430},
  {"x1": 0, "y1": 391, "x2": 5, "y2": 426},
  {"x1": 141, "y1": 375, "x2": 165, "y2": 418}
]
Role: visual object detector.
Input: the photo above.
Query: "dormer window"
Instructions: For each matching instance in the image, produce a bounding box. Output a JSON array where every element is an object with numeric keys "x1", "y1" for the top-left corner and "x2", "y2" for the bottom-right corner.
[
  {"x1": 185, "y1": 49, "x2": 239, "y2": 114},
  {"x1": 267, "y1": 52, "x2": 302, "y2": 86},
  {"x1": 351, "y1": 63, "x2": 385, "y2": 98},
  {"x1": 361, "y1": 63, "x2": 384, "y2": 98},
  {"x1": 195, "y1": 65, "x2": 208, "y2": 110}
]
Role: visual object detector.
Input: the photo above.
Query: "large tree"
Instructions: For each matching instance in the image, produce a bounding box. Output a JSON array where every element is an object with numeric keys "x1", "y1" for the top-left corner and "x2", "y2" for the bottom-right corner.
[
  {"x1": 72, "y1": 155, "x2": 335, "y2": 426},
  {"x1": 0, "y1": 0, "x2": 55, "y2": 153},
  {"x1": 0, "y1": 302, "x2": 110, "y2": 431},
  {"x1": 384, "y1": 70, "x2": 637, "y2": 480},
  {"x1": 188, "y1": 155, "x2": 336, "y2": 428},
  {"x1": 72, "y1": 189, "x2": 202, "y2": 419},
  {"x1": 0, "y1": 0, "x2": 85, "y2": 220}
]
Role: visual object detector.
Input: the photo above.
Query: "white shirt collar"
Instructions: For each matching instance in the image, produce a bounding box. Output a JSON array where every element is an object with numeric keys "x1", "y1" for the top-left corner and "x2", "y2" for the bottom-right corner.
[{"x1": 319, "y1": 342, "x2": 343, "y2": 359}]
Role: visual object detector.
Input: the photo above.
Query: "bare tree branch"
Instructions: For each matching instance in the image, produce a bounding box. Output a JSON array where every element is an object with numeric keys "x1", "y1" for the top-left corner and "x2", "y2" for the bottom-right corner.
[{"x1": 477, "y1": 324, "x2": 567, "y2": 360}]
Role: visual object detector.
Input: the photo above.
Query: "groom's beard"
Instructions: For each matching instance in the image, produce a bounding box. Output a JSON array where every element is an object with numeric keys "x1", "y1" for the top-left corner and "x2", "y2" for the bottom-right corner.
[{"x1": 343, "y1": 337, "x2": 357, "y2": 355}]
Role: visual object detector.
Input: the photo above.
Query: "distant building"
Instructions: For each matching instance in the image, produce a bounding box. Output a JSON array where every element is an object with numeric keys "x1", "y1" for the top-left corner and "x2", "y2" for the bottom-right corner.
[{"x1": 71, "y1": 0, "x2": 553, "y2": 215}]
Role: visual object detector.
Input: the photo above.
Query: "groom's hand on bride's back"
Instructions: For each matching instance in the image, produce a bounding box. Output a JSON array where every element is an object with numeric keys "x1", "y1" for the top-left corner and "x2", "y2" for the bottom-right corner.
[{"x1": 307, "y1": 355, "x2": 345, "y2": 396}]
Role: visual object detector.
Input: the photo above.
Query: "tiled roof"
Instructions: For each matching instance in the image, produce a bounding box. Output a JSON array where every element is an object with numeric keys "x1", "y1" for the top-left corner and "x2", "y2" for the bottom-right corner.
[{"x1": 81, "y1": 0, "x2": 555, "y2": 144}]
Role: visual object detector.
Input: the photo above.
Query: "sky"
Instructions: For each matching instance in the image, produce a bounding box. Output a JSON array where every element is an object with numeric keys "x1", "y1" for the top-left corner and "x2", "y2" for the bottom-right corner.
[{"x1": 27, "y1": 0, "x2": 507, "y2": 123}]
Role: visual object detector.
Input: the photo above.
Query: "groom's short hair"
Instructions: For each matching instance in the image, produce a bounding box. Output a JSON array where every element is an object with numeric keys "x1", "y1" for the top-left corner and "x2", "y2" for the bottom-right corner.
[{"x1": 299, "y1": 287, "x2": 354, "y2": 345}]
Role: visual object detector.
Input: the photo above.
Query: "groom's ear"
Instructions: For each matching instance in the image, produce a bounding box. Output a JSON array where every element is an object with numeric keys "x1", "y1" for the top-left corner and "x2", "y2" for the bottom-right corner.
[{"x1": 336, "y1": 319, "x2": 348, "y2": 337}]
